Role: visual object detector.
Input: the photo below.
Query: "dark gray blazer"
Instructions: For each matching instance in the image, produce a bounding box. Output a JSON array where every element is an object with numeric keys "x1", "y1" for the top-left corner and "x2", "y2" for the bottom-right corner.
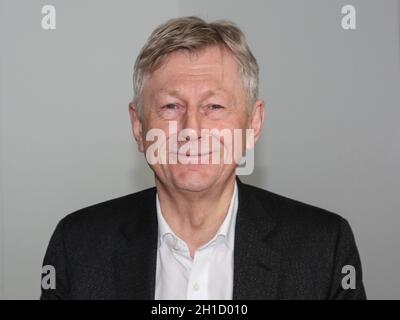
[{"x1": 41, "y1": 178, "x2": 366, "y2": 300}]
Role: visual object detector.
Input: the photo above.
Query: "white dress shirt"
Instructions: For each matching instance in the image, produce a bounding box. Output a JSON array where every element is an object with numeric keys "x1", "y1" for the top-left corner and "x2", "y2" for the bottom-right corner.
[{"x1": 155, "y1": 181, "x2": 238, "y2": 300}]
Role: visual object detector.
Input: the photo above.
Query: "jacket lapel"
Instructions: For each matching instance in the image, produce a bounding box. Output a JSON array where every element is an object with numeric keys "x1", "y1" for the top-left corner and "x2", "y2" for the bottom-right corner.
[
  {"x1": 113, "y1": 188, "x2": 158, "y2": 300},
  {"x1": 233, "y1": 179, "x2": 281, "y2": 299}
]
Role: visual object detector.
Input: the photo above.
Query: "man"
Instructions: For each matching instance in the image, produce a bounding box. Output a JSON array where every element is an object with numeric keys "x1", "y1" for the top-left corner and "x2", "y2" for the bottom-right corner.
[{"x1": 41, "y1": 16, "x2": 366, "y2": 299}]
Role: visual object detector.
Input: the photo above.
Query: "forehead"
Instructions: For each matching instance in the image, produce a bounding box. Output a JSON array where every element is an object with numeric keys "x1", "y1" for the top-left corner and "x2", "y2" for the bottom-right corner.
[{"x1": 144, "y1": 45, "x2": 243, "y2": 98}]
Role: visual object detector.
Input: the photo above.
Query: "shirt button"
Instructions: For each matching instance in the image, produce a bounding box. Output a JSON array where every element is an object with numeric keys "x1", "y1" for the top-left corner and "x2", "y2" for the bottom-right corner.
[
  {"x1": 173, "y1": 239, "x2": 180, "y2": 251},
  {"x1": 193, "y1": 282, "x2": 200, "y2": 291}
]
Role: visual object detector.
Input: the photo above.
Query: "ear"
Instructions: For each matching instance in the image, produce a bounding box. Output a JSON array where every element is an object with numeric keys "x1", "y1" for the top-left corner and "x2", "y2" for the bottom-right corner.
[
  {"x1": 249, "y1": 99, "x2": 265, "y2": 145},
  {"x1": 128, "y1": 102, "x2": 145, "y2": 153}
]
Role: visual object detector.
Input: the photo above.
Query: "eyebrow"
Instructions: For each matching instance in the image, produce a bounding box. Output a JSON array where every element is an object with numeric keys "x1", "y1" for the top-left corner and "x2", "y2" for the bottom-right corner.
[{"x1": 157, "y1": 88, "x2": 226, "y2": 101}]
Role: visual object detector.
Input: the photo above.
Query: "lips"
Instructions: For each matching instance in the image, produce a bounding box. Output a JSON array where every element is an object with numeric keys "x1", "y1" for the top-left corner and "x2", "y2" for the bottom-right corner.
[{"x1": 177, "y1": 151, "x2": 215, "y2": 157}]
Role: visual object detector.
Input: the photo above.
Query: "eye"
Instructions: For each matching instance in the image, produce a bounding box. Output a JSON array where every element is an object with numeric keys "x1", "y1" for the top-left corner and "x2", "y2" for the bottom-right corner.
[
  {"x1": 162, "y1": 103, "x2": 178, "y2": 110},
  {"x1": 209, "y1": 104, "x2": 224, "y2": 110}
]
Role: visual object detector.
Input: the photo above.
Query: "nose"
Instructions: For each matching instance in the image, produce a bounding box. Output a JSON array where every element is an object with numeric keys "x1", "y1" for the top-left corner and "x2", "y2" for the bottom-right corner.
[{"x1": 180, "y1": 106, "x2": 202, "y2": 141}]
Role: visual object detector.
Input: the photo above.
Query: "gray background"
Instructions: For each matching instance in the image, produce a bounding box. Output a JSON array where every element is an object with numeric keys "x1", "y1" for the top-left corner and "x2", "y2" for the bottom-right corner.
[{"x1": 0, "y1": 0, "x2": 399, "y2": 299}]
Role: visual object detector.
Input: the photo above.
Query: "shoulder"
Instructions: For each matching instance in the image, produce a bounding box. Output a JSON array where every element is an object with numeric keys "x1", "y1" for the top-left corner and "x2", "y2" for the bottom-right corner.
[
  {"x1": 238, "y1": 182, "x2": 365, "y2": 299},
  {"x1": 238, "y1": 181, "x2": 357, "y2": 263},
  {"x1": 57, "y1": 187, "x2": 156, "y2": 240},
  {"x1": 239, "y1": 182, "x2": 348, "y2": 239}
]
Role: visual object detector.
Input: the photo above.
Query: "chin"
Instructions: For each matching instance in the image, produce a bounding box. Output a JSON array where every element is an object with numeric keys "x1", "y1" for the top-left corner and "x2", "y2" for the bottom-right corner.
[{"x1": 171, "y1": 165, "x2": 219, "y2": 192}]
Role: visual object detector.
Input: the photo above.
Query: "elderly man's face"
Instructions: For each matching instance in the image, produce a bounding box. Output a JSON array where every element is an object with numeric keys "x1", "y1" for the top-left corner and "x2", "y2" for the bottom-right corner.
[{"x1": 130, "y1": 45, "x2": 264, "y2": 192}]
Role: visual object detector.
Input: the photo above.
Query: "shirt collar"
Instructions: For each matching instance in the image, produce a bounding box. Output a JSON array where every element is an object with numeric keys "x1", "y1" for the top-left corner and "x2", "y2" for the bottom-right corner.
[{"x1": 156, "y1": 181, "x2": 238, "y2": 251}]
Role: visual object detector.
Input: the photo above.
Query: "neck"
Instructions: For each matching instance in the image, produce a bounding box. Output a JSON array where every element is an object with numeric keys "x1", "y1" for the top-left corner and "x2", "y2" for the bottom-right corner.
[{"x1": 155, "y1": 174, "x2": 236, "y2": 258}]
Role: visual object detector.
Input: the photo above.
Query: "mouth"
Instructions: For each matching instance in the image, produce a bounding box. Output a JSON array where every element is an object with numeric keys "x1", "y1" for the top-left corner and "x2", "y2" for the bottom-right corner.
[
  {"x1": 172, "y1": 151, "x2": 220, "y2": 165},
  {"x1": 178, "y1": 151, "x2": 212, "y2": 156}
]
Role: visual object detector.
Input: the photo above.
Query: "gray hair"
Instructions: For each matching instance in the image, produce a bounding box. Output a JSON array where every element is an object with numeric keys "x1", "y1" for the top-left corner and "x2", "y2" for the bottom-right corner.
[{"x1": 132, "y1": 16, "x2": 259, "y2": 114}]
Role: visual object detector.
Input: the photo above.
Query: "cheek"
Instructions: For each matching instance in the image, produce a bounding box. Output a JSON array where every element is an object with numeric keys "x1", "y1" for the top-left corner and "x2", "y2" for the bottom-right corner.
[
  {"x1": 219, "y1": 118, "x2": 250, "y2": 155},
  {"x1": 211, "y1": 116, "x2": 248, "y2": 132},
  {"x1": 141, "y1": 122, "x2": 171, "y2": 160}
]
